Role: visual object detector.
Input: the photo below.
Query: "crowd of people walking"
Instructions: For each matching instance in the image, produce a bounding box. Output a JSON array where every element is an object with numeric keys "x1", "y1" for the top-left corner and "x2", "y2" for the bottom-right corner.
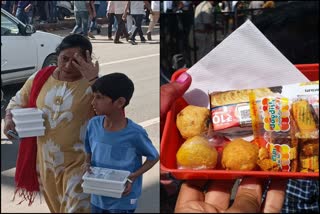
[{"x1": 1, "y1": 1, "x2": 160, "y2": 44}]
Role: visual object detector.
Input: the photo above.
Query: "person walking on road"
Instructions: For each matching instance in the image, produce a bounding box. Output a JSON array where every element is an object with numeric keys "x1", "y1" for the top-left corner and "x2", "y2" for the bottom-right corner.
[
  {"x1": 123, "y1": 1, "x2": 152, "y2": 45},
  {"x1": 106, "y1": 0, "x2": 116, "y2": 40},
  {"x1": 88, "y1": 0, "x2": 101, "y2": 39},
  {"x1": 4, "y1": 34, "x2": 99, "y2": 212},
  {"x1": 146, "y1": 1, "x2": 160, "y2": 41},
  {"x1": 12, "y1": 1, "x2": 33, "y2": 24},
  {"x1": 70, "y1": 1, "x2": 93, "y2": 38},
  {"x1": 113, "y1": 1, "x2": 129, "y2": 44},
  {"x1": 84, "y1": 73, "x2": 159, "y2": 213}
]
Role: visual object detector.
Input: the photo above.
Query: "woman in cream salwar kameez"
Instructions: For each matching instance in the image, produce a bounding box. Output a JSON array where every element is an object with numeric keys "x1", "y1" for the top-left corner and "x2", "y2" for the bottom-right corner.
[{"x1": 4, "y1": 34, "x2": 99, "y2": 213}]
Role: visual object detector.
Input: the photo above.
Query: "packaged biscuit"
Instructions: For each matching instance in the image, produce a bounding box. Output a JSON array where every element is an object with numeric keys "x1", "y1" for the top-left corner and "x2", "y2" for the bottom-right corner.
[{"x1": 209, "y1": 81, "x2": 319, "y2": 172}]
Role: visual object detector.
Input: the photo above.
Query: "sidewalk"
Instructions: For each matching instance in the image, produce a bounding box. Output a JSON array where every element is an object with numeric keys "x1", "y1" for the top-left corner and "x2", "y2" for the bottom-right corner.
[{"x1": 34, "y1": 17, "x2": 160, "y2": 34}]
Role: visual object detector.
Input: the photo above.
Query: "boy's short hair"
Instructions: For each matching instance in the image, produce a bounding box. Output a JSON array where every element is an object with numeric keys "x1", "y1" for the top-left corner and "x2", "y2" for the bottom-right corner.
[{"x1": 91, "y1": 73, "x2": 134, "y2": 107}]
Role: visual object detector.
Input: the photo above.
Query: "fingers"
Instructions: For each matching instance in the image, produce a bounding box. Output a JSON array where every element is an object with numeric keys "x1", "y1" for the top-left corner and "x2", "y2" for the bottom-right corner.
[
  {"x1": 86, "y1": 50, "x2": 91, "y2": 63},
  {"x1": 205, "y1": 180, "x2": 235, "y2": 211},
  {"x1": 262, "y1": 179, "x2": 287, "y2": 213},
  {"x1": 227, "y1": 177, "x2": 262, "y2": 213},
  {"x1": 160, "y1": 72, "x2": 191, "y2": 131},
  {"x1": 122, "y1": 184, "x2": 131, "y2": 196},
  {"x1": 175, "y1": 180, "x2": 207, "y2": 206},
  {"x1": 94, "y1": 60, "x2": 99, "y2": 72},
  {"x1": 72, "y1": 51, "x2": 99, "y2": 80},
  {"x1": 73, "y1": 52, "x2": 85, "y2": 66},
  {"x1": 4, "y1": 120, "x2": 16, "y2": 140}
]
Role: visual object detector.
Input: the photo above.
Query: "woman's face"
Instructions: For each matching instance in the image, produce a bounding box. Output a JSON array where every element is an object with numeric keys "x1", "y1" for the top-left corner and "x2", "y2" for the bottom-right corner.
[{"x1": 57, "y1": 47, "x2": 84, "y2": 76}]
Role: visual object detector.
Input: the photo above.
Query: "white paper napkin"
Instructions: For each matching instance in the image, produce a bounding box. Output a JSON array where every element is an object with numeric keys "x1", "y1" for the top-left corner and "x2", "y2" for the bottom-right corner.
[{"x1": 183, "y1": 20, "x2": 309, "y2": 108}]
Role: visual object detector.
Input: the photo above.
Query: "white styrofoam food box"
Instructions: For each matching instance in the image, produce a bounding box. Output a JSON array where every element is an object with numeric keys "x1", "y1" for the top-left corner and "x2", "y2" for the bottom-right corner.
[
  {"x1": 13, "y1": 118, "x2": 44, "y2": 129},
  {"x1": 15, "y1": 126, "x2": 45, "y2": 138},
  {"x1": 11, "y1": 108, "x2": 43, "y2": 121},
  {"x1": 82, "y1": 167, "x2": 130, "y2": 190},
  {"x1": 81, "y1": 182, "x2": 125, "y2": 198}
]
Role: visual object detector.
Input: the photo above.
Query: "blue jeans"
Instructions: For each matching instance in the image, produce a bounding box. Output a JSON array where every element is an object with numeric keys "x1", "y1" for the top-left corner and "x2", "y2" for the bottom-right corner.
[
  {"x1": 130, "y1": 14, "x2": 145, "y2": 41},
  {"x1": 16, "y1": 7, "x2": 33, "y2": 24},
  {"x1": 71, "y1": 11, "x2": 89, "y2": 36},
  {"x1": 89, "y1": 4, "x2": 100, "y2": 32},
  {"x1": 91, "y1": 203, "x2": 135, "y2": 213},
  {"x1": 48, "y1": 1, "x2": 57, "y2": 22}
]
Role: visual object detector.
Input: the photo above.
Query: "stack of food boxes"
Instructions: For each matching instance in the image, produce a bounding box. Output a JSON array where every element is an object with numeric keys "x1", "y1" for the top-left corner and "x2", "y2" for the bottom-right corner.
[
  {"x1": 82, "y1": 167, "x2": 130, "y2": 198},
  {"x1": 11, "y1": 108, "x2": 45, "y2": 138}
]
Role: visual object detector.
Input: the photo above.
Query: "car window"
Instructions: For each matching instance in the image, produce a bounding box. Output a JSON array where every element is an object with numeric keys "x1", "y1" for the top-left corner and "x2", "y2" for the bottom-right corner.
[{"x1": 1, "y1": 13, "x2": 20, "y2": 36}]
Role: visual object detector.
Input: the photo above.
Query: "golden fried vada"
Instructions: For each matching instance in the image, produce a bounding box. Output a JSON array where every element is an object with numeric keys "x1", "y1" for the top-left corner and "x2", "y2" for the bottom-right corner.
[
  {"x1": 176, "y1": 135, "x2": 218, "y2": 169},
  {"x1": 176, "y1": 105, "x2": 210, "y2": 139},
  {"x1": 221, "y1": 138, "x2": 259, "y2": 171}
]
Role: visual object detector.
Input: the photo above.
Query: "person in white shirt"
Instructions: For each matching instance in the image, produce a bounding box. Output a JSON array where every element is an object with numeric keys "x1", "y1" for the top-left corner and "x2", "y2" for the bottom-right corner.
[
  {"x1": 123, "y1": 1, "x2": 152, "y2": 45},
  {"x1": 113, "y1": 1, "x2": 129, "y2": 43},
  {"x1": 106, "y1": 1, "x2": 116, "y2": 40},
  {"x1": 163, "y1": 1, "x2": 173, "y2": 13},
  {"x1": 70, "y1": 1, "x2": 93, "y2": 38},
  {"x1": 248, "y1": 1, "x2": 264, "y2": 16},
  {"x1": 146, "y1": 1, "x2": 160, "y2": 41}
]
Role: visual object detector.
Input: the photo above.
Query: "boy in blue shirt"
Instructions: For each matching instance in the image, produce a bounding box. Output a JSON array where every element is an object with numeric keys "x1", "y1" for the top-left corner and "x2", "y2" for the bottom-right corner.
[{"x1": 84, "y1": 73, "x2": 159, "y2": 213}]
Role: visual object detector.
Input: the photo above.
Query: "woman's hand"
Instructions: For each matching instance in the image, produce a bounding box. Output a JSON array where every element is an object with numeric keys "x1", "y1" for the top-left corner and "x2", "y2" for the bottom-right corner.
[
  {"x1": 3, "y1": 113, "x2": 17, "y2": 140},
  {"x1": 72, "y1": 50, "x2": 99, "y2": 82}
]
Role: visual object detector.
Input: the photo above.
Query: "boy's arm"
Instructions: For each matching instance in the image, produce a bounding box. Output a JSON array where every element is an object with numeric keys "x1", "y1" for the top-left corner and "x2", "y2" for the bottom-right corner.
[
  {"x1": 123, "y1": 158, "x2": 158, "y2": 196},
  {"x1": 127, "y1": 158, "x2": 159, "y2": 183}
]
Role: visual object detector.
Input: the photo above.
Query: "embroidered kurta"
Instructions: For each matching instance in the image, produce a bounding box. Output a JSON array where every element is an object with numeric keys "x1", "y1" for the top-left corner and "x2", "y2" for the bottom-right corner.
[{"x1": 7, "y1": 69, "x2": 95, "y2": 212}]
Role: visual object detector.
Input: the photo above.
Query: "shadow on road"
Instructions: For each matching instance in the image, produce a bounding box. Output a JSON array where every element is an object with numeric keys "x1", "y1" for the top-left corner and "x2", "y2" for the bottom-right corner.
[{"x1": 136, "y1": 180, "x2": 160, "y2": 213}]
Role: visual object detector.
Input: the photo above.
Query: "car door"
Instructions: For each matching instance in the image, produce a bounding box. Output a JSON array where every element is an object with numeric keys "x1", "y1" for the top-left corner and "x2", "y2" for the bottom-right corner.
[{"x1": 1, "y1": 10, "x2": 37, "y2": 85}]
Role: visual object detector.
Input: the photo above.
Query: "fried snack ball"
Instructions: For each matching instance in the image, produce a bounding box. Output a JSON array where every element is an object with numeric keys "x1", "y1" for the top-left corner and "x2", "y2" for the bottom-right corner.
[
  {"x1": 176, "y1": 105, "x2": 210, "y2": 139},
  {"x1": 257, "y1": 159, "x2": 280, "y2": 171},
  {"x1": 176, "y1": 135, "x2": 218, "y2": 169},
  {"x1": 221, "y1": 138, "x2": 259, "y2": 171}
]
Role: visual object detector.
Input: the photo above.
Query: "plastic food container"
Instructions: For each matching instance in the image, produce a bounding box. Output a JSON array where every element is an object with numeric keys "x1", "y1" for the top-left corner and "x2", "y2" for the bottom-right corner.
[
  {"x1": 13, "y1": 118, "x2": 44, "y2": 129},
  {"x1": 160, "y1": 64, "x2": 319, "y2": 180},
  {"x1": 11, "y1": 108, "x2": 43, "y2": 121},
  {"x1": 15, "y1": 126, "x2": 45, "y2": 138},
  {"x1": 81, "y1": 182, "x2": 125, "y2": 198},
  {"x1": 82, "y1": 167, "x2": 130, "y2": 190}
]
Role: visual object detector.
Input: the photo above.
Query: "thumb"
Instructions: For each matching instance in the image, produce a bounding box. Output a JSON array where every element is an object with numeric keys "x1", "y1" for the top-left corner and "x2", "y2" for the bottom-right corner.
[{"x1": 160, "y1": 72, "x2": 192, "y2": 132}]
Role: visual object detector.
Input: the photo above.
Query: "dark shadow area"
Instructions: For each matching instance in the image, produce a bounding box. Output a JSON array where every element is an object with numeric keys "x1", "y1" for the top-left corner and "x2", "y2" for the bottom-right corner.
[{"x1": 160, "y1": 1, "x2": 319, "y2": 82}]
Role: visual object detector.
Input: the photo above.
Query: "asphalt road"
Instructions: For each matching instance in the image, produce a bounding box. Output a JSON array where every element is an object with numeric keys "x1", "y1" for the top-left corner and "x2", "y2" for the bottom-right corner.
[{"x1": 1, "y1": 25, "x2": 160, "y2": 213}]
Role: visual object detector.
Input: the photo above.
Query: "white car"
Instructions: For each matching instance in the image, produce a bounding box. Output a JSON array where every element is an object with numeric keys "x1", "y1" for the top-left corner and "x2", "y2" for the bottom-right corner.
[{"x1": 1, "y1": 8, "x2": 63, "y2": 86}]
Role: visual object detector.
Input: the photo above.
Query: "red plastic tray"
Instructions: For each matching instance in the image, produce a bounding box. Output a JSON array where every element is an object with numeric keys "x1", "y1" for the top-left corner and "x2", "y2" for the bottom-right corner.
[{"x1": 160, "y1": 64, "x2": 319, "y2": 180}]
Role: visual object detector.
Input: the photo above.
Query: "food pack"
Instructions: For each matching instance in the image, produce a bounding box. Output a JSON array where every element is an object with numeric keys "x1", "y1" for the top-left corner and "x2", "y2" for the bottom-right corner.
[
  {"x1": 160, "y1": 66, "x2": 319, "y2": 180},
  {"x1": 209, "y1": 81, "x2": 319, "y2": 172}
]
